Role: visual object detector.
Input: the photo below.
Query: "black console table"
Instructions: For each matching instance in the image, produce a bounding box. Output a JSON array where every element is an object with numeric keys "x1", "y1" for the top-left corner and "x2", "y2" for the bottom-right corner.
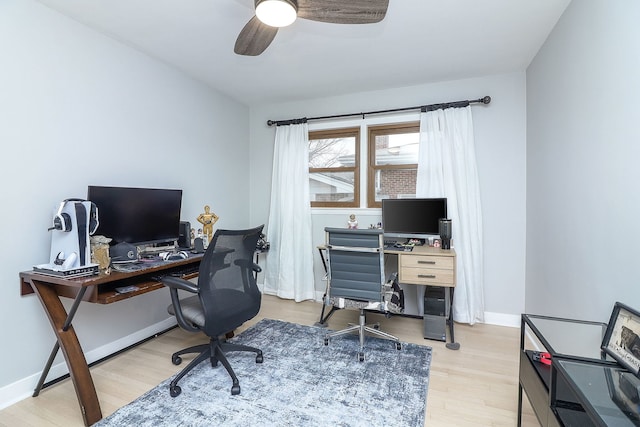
[{"x1": 518, "y1": 313, "x2": 640, "y2": 426}]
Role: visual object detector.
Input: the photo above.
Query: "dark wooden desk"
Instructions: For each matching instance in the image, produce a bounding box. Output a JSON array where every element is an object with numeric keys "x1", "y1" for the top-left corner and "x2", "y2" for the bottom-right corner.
[{"x1": 19, "y1": 253, "x2": 204, "y2": 426}]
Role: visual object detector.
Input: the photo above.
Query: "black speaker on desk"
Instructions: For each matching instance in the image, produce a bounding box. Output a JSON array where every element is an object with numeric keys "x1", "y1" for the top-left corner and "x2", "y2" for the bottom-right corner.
[
  {"x1": 193, "y1": 237, "x2": 205, "y2": 254},
  {"x1": 439, "y1": 218, "x2": 452, "y2": 250},
  {"x1": 178, "y1": 221, "x2": 191, "y2": 249}
]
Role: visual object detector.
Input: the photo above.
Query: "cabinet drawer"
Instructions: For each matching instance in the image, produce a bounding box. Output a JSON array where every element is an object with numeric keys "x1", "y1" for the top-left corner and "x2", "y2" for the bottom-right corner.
[
  {"x1": 400, "y1": 267, "x2": 454, "y2": 285},
  {"x1": 400, "y1": 255, "x2": 454, "y2": 270}
]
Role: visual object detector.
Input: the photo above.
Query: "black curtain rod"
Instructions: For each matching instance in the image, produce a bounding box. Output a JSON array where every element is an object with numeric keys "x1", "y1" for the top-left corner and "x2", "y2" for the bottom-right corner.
[{"x1": 266, "y1": 95, "x2": 491, "y2": 127}]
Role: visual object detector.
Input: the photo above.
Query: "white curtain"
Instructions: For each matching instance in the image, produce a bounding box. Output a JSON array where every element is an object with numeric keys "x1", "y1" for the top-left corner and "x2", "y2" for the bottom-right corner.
[
  {"x1": 416, "y1": 106, "x2": 484, "y2": 324},
  {"x1": 263, "y1": 123, "x2": 316, "y2": 302}
]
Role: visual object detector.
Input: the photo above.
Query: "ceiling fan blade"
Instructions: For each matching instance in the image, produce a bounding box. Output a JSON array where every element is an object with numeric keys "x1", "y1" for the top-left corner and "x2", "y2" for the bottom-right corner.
[
  {"x1": 234, "y1": 16, "x2": 279, "y2": 56},
  {"x1": 297, "y1": 0, "x2": 389, "y2": 24}
]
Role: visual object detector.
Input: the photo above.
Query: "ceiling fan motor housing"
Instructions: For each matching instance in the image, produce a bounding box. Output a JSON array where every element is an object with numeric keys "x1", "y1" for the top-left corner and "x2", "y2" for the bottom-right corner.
[
  {"x1": 255, "y1": 0, "x2": 299, "y2": 28},
  {"x1": 255, "y1": 0, "x2": 298, "y2": 11}
]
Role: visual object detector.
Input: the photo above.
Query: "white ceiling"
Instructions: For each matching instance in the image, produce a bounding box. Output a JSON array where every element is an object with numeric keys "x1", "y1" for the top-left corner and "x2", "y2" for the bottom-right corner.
[{"x1": 35, "y1": 0, "x2": 571, "y2": 106}]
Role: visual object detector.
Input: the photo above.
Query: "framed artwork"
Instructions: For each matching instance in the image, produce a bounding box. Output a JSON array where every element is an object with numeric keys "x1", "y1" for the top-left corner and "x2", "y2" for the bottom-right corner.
[{"x1": 602, "y1": 302, "x2": 640, "y2": 376}]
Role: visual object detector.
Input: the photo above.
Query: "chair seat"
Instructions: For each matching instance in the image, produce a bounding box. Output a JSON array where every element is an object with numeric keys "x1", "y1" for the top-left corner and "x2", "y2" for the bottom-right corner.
[
  {"x1": 168, "y1": 289, "x2": 258, "y2": 332},
  {"x1": 328, "y1": 297, "x2": 384, "y2": 311},
  {"x1": 327, "y1": 275, "x2": 404, "y2": 315},
  {"x1": 168, "y1": 295, "x2": 205, "y2": 327}
]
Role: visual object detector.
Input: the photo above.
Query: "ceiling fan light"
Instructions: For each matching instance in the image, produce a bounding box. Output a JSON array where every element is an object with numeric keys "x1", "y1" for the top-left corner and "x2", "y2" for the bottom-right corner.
[{"x1": 255, "y1": 0, "x2": 297, "y2": 28}]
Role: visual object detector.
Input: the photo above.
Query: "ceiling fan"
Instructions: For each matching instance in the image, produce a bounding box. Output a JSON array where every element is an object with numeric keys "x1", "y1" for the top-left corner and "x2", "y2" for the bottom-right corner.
[{"x1": 234, "y1": 0, "x2": 390, "y2": 56}]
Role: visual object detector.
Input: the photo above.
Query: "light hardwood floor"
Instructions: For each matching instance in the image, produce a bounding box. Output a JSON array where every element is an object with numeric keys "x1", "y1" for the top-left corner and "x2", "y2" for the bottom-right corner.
[{"x1": 0, "y1": 295, "x2": 538, "y2": 426}]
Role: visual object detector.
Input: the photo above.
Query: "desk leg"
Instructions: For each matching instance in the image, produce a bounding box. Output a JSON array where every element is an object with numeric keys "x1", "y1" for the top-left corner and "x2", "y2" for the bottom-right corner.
[
  {"x1": 316, "y1": 305, "x2": 339, "y2": 327},
  {"x1": 31, "y1": 281, "x2": 102, "y2": 426},
  {"x1": 314, "y1": 247, "x2": 337, "y2": 327},
  {"x1": 33, "y1": 342, "x2": 61, "y2": 396},
  {"x1": 445, "y1": 287, "x2": 460, "y2": 350},
  {"x1": 517, "y1": 383, "x2": 523, "y2": 426}
]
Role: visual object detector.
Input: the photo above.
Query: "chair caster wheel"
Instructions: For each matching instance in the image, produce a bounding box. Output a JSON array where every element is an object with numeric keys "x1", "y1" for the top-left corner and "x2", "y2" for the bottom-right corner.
[
  {"x1": 256, "y1": 353, "x2": 264, "y2": 363},
  {"x1": 358, "y1": 352, "x2": 365, "y2": 362},
  {"x1": 231, "y1": 383, "x2": 241, "y2": 395},
  {"x1": 324, "y1": 337, "x2": 329, "y2": 346},
  {"x1": 396, "y1": 342, "x2": 402, "y2": 350},
  {"x1": 172, "y1": 355, "x2": 182, "y2": 365},
  {"x1": 169, "y1": 385, "x2": 182, "y2": 397}
]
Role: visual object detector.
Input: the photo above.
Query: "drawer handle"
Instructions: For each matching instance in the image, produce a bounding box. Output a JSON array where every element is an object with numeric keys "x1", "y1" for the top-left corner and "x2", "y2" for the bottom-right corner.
[
  {"x1": 418, "y1": 274, "x2": 437, "y2": 279},
  {"x1": 417, "y1": 260, "x2": 436, "y2": 264}
]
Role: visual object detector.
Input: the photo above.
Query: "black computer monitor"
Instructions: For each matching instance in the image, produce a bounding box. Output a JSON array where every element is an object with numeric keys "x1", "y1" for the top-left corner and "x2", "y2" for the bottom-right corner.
[
  {"x1": 381, "y1": 198, "x2": 447, "y2": 240},
  {"x1": 87, "y1": 185, "x2": 183, "y2": 246}
]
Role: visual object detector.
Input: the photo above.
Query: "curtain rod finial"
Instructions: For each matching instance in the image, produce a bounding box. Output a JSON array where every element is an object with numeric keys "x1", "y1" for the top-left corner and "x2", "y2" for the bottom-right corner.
[
  {"x1": 482, "y1": 96, "x2": 491, "y2": 104},
  {"x1": 267, "y1": 120, "x2": 276, "y2": 126}
]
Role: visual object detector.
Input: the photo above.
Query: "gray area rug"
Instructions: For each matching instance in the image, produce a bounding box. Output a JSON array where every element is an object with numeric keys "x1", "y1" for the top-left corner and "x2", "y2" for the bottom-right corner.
[{"x1": 96, "y1": 319, "x2": 431, "y2": 427}]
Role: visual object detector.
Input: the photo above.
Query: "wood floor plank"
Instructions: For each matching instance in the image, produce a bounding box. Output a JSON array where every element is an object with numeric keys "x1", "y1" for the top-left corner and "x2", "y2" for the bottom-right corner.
[{"x1": 0, "y1": 295, "x2": 538, "y2": 426}]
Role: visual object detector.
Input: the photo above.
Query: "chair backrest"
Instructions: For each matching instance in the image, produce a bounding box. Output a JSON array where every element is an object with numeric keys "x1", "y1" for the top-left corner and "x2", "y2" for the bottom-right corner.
[
  {"x1": 197, "y1": 225, "x2": 264, "y2": 337},
  {"x1": 325, "y1": 227, "x2": 385, "y2": 303}
]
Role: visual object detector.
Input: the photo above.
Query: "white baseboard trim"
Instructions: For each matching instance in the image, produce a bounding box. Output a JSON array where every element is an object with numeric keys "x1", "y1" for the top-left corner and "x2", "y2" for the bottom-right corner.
[
  {"x1": 483, "y1": 311, "x2": 520, "y2": 328},
  {"x1": 0, "y1": 317, "x2": 177, "y2": 411},
  {"x1": 257, "y1": 284, "x2": 325, "y2": 304}
]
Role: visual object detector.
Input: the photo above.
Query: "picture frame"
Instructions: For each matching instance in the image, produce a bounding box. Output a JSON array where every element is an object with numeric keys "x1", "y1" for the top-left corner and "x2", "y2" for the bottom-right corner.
[{"x1": 602, "y1": 302, "x2": 640, "y2": 376}]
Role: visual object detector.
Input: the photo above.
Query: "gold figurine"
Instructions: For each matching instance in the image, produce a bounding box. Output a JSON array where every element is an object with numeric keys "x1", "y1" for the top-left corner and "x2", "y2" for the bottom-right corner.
[{"x1": 197, "y1": 205, "x2": 219, "y2": 244}]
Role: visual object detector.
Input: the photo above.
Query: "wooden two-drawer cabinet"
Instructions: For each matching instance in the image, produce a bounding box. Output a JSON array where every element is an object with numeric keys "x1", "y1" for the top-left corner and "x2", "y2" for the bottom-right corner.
[{"x1": 397, "y1": 248, "x2": 456, "y2": 287}]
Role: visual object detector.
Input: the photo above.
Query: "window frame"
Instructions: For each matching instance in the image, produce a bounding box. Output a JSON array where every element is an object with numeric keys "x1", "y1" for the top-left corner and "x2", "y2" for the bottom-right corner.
[
  {"x1": 367, "y1": 122, "x2": 420, "y2": 208},
  {"x1": 308, "y1": 127, "x2": 360, "y2": 208}
]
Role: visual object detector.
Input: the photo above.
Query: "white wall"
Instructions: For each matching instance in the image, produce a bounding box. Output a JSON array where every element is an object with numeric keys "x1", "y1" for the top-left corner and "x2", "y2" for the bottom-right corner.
[
  {"x1": 526, "y1": 0, "x2": 640, "y2": 322},
  {"x1": 0, "y1": 0, "x2": 250, "y2": 406},
  {"x1": 249, "y1": 73, "x2": 527, "y2": 325}
]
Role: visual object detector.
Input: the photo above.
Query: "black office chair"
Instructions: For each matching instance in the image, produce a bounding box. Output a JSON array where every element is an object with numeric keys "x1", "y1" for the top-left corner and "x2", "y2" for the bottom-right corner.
[
  {"x1": 160, "y1": 225, "x2": 264, "y2": 397},
  {"x1": 323, "y1": 227, "x2": 402, "y2": 361}
]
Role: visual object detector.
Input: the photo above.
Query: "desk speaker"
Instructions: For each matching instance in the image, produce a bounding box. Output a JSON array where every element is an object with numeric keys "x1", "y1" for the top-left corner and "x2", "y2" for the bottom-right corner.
[
  {"x1": 193, "y1": 237, "x2": 205, "y2": 254},
  {"x1": 439, "y1": 219, "x2": 452, "y2": 250},
  {"x1": 178, "y1": 221, "x2": 191, "y2": 249}
]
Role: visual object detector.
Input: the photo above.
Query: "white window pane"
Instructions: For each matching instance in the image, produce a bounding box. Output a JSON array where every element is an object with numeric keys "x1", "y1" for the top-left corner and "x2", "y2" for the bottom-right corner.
[
  {"x1": 309, "y1": 171, "x2": 355, "y2": 203},
  {"x1": 374, "y1": 133, "x2": 419, "y2": 165},
  {"x1": 309, "y1": 137, "x2": 356, "y2": 168}
]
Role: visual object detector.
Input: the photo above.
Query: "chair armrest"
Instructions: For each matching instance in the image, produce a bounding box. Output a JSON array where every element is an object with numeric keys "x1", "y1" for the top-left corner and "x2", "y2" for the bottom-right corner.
[
  {"x1": 234, "y1": 259, "x2": 262, "y2": 273},
  {"x1": 159, "y1": 275, "x2": 198, "y2": 293},
  {"x1": 326, "y1": 245, "x2": 381, "y2": 253}
]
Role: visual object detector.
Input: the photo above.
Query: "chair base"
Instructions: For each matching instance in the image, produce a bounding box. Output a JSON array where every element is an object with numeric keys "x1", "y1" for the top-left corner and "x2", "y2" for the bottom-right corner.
[
  {"x1": 324, "y1": 308, "x2": 401, "y2": 361},
  {"x1": 169, "y1": 337, "x2": 263, "y2": 397}
]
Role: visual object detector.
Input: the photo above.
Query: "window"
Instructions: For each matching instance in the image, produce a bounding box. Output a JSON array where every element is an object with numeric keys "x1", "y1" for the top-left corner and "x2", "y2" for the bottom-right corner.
[
  {"x1": 308, "y1": 127, "x2": 360, "y2": 208},
  {"x1": 367, "y1": 122, "x2": 420, "y2": 208}
]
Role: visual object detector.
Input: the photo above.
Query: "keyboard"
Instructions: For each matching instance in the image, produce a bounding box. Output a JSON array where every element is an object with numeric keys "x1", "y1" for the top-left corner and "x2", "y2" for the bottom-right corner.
[
  {"x1": 384, "y1": 242, "x2": 413, "y2": 251},
  {"x1": 169, "y1": 264, "x2": 200, "y2": 277}
]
